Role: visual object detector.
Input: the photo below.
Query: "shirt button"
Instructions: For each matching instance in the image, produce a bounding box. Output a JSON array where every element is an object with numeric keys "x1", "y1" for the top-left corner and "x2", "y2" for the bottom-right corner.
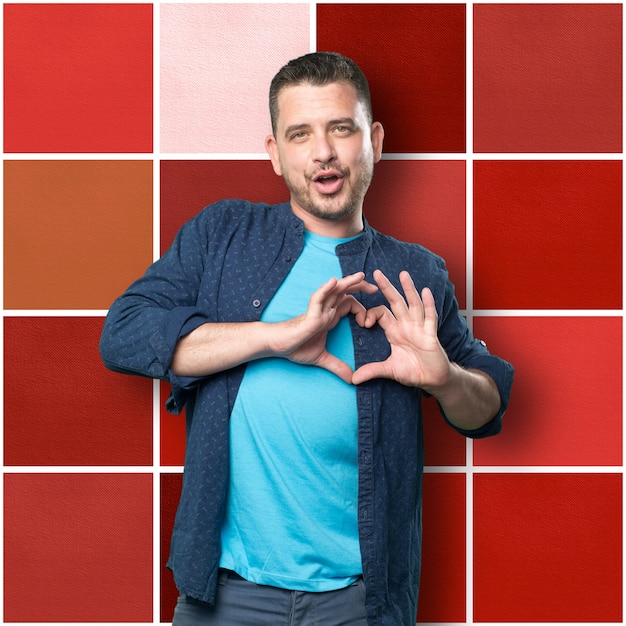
[{"x1": 252, "y1": 299, "x2": 261, "y2": 308}]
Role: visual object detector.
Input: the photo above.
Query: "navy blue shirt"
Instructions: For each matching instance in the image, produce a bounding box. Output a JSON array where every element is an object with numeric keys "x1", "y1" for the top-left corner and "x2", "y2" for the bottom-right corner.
[{"x1": 100, "y1": 200, "x2": 513, "y2": 625}]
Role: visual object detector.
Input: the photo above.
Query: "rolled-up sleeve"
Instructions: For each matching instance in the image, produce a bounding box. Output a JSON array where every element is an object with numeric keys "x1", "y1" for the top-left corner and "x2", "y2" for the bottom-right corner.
[
  {"x1": 432, "y1": 266, "x2": 514, "y2": 439},
  {"x1": 99, "y1": 209, "x2": 213, "y2": 396}
]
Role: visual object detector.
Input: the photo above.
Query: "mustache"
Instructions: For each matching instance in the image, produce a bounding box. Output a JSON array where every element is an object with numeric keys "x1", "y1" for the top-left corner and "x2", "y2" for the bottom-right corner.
[{"x1": 307, "y1": 165, "x2": 350, "y2": 181}]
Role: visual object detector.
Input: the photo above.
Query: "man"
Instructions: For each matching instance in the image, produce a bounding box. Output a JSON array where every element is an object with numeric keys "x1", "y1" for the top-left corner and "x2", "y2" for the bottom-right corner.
[{"x1": 100, "y1": 52, "x2": 513, "y2": 625}]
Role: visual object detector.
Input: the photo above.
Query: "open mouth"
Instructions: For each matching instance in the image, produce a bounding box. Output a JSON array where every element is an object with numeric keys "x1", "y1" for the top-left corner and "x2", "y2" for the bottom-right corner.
[{"x1": 312, "y1": 171, "x2": 345, "y2": 195}]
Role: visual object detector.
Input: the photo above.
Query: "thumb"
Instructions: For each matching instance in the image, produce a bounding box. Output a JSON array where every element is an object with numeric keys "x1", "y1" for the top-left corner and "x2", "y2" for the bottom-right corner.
[
  {"x1": 316, "y1": 351, "x2": 355, "y2": 384},
  {"x1": 352, "y1": 361, "x2": 387, "y2": 385}
]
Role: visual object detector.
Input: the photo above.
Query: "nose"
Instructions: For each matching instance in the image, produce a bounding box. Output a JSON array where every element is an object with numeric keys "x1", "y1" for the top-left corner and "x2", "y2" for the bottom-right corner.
[{"x1": 311, "y1": 132, "x2": 336, "y2": 164}]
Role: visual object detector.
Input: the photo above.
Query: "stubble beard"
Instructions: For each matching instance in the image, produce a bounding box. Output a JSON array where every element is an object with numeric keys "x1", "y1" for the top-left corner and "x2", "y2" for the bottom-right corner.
[{"x1": 283, "y1": 159, "x2": 375, "y2": 222}]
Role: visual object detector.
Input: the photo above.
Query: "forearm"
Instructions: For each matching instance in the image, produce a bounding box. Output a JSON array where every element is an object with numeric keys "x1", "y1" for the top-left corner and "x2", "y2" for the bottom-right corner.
[
  {"x1": 170, "y1": 321, "x2": 276, "y2": 377},
  {"x1": 425, "y1": 365, "x2": 501, "y2": 431},
  {"x1": 171, "y1": 273, "x2": 374, "y2": 380}
]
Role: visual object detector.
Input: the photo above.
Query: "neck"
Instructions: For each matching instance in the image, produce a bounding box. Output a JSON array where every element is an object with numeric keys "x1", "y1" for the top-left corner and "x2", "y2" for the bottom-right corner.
[{"x1": 289, "y1": 203, "x2": 364, "y2": 238}]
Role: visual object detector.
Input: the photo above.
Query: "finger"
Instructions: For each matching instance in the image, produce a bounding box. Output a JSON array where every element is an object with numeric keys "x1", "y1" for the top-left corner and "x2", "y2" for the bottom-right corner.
[
  {"x1": 420, "y1": 287, "x2": 438, "y2": 334},
  {"x1": 337, "y1": 272, "x2": 366, "y2": 290},
  {"x1": 362, "y1": 305, "x2": 394, "y2": 329},
  {"x1": 373, "y1": 270, "x2": 410, "y2": 320},
  {"x1": 337, "y1": 272, "x2": 378, "y2": 296},
  {"x1": 312, "y1": 274, "x2": 365, "y2": 311},
  {"x1": 324, "y1": 274, "x2": 377, "y2": 311},
  {"x1": 346, "y1": 279, "x2": 379, "y2": 295},
  {"x1": 308, "y1": 277, "x2": 340, "y2": 314},
  {"x1": 398, "y1": 271, "x2": 425, "y2": 321},
  {"x1": 337, "y1": 294, "x2": 368, "y2": 318}
]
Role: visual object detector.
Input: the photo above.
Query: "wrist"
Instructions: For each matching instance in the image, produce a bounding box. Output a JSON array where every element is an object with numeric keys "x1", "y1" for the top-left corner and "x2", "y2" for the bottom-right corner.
[{"x1": 420, "y1": 361, "x2": 461, "y2": 397}]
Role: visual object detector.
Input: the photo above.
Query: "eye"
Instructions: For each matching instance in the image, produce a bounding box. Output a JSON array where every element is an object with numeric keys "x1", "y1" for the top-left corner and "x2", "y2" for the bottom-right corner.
[
  {"x1": 333, "y1": 124, "x2": 355, "y2": 136},
  {"x1": 289, "y1": 131, "x2": 308, "y2": 142}
]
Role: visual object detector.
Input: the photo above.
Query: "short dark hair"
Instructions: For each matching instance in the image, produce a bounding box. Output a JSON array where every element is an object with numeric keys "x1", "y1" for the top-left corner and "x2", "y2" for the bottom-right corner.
[{"x1": 269, "y1": 52, "x2": 373, "y2": 134}]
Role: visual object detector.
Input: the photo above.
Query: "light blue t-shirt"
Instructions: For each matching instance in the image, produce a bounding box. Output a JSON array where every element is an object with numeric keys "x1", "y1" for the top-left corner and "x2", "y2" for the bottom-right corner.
[{"x1": 219, "y1": 231, "x2": 362, "y2": 591}]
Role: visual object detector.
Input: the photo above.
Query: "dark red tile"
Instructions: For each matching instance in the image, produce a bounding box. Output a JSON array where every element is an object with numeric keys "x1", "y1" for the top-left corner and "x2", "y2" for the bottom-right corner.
[
  {"x1": 4, "y1": 317, "x2": 153, "y2": 466},
  {"x1": 317, "y1": 3, "x2": 466, "y2": 153}
]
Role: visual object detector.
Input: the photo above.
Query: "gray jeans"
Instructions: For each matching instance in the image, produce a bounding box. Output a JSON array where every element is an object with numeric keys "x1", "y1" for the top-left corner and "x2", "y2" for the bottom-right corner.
[{"x1": 172, "y1": 569, "x2": 368, "y2": 626}]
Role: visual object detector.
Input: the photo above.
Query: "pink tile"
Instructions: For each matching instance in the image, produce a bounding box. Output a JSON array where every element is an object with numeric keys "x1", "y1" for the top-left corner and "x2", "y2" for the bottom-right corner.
[{"x1": 160, "y1": 3, "x2": 310, "y2": 153}]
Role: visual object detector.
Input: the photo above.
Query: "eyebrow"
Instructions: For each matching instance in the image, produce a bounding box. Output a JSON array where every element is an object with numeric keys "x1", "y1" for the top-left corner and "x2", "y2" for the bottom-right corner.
[
  {"x1": 283, "y1": 123, "x2": 310, "y2": 139},
  {"x1": 283, "y1": 117, "x2": 359, "y2": 139}
]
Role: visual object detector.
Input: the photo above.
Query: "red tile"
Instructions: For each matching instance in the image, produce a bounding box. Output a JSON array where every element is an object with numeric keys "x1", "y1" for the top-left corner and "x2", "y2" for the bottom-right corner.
[
  {"x1": 159, "y1": 387, "x2": 467, "y2": 472},
  {"x1": 160, "y1": 382, "x2": 186, "y2": 466},
  {"x1": 4, "y1": 4, "x2": 153, "y2": 153},
  {"x1": 474, "y1": 473, "x2": 622, "y2": 622},
  {"x1": 423, "y1": 395, "x2": 467, "y2": 467},
  {"x1": 365, "y1": 160, "x2": 466, "y2": 307},
  {"x1": 473, "y1": 316, "x2": 621, "y2": 467},
  {"x1": 4, "y1": 317, "x2": 153, "y2": 466},
  {"x1": 474, "y1": 161, "x2": 622, "y2": 310},
  {"x1": 317, "y1": 4, "x2": 466, "y2": 153},
  {"x1": 4, "y1": 473, "x2": 153, "y2": 622},
  {"x1": 417, "y1": 473, "x2": 466, "y2": 623},
  {"x1": 160, "y1": 160, "x2": 288, "y2": 253},
  {"x1": 161, "y1": 160, "x2": 467, "y2": 306},
  {"x1": 162, "y1": 473, "x2": 467, "y2": 623},
  {"x1": 474, "y1": 4, "x2": 622, "y2": 153},
  {"x1": 161, "y1": 473, "x2": 183, "y2": 622}
]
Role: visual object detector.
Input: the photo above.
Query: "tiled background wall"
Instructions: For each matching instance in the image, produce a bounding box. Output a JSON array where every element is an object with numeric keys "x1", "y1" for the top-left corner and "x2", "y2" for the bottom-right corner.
[{"x1": 2, "y1": 1, "x2": 623, "y2": 624}]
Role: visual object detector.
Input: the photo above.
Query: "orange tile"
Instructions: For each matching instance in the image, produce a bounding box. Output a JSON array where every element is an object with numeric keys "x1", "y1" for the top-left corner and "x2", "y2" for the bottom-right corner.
[{"x1": 4, "y1": 160, "x2": 153, "y2": 310}]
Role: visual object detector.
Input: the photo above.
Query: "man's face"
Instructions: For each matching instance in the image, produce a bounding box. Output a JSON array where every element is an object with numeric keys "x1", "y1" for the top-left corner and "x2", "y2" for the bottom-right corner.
[{"x1": 266, "y1": 81, "x2": 384, "y2": 236}]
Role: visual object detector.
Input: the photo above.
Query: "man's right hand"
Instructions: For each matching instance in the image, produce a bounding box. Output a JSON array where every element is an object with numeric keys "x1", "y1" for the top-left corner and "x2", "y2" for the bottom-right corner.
[
  {"x1": 170, "y1": 272, "x2": 377, "y2": 383},
  {"x1": 270, "y1": 272, "x2": 377, "y2": 383}
]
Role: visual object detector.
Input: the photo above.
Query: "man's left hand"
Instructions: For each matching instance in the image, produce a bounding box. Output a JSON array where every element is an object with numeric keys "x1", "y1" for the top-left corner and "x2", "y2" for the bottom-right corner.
[{"x1": 352, "y1": 269, "x2": 452, "y2": 389}]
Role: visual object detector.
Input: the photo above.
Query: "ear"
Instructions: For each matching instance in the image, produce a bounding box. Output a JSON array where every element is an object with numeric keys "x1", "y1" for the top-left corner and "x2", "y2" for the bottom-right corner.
[
  {"x1": 370, "y1": 122, "x2": 384, "y2": 163},
  {"x1": 265, "y1": 134, "x2": 283, "y2": 176}
]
